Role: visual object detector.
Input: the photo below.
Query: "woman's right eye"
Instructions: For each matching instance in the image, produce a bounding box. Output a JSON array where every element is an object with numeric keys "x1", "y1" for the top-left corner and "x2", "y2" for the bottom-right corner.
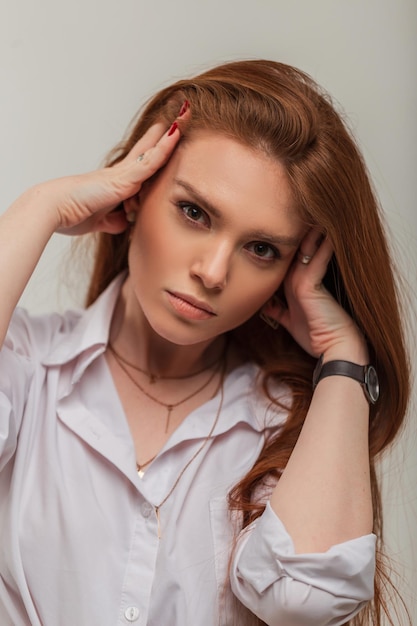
[{"x1": 178, "y1": 202, "x2": 209, "y2": 226}]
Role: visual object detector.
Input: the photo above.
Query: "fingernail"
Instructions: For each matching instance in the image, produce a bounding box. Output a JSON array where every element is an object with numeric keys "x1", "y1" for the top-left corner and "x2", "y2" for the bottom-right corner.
[
  {"x1": 178, "y1": 100, "x2": 189, "y2": 117},
  {"x1": 168, "y1": 121, "x2": 178, "y2": 137}
]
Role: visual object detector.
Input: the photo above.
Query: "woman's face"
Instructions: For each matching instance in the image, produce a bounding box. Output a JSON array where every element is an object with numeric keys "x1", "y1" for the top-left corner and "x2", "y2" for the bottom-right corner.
[{"x1": 125, "y1": 131, "x2": 306, "y2": 346}]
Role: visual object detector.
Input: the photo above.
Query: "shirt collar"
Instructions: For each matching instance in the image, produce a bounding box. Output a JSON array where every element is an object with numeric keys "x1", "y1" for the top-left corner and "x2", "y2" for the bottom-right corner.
[
  {"x1": 42, "y1": 273, "x2": 126, "y2": 382},
  {"x1": 42, "y1": 271, "x2": 290, "y2": 432}
]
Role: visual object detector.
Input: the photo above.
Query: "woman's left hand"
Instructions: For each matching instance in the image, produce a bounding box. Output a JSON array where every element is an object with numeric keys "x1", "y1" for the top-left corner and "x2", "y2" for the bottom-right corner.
[{"x1": 267, "y1": 229, "x2": 368, "y2": 362}]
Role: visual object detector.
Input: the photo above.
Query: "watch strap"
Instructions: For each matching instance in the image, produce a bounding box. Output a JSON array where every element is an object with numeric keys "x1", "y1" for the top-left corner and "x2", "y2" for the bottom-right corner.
[
  {"x1": 313, "y1": 355, "x2": 379, "y2": 404},
  {"x1": 313, "y1": 358, "x2": 365, "y2": 387}
]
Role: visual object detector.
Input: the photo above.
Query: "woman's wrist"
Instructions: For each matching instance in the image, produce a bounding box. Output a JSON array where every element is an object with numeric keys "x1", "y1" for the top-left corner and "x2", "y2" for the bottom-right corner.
[
  {"x1": 319, "y1": 338, "x2": 370, "y2": 367},
  {"x1": 314, "y1": 338, "x2": 379, "y2": 405},
  {"x1": 10, "y1": 184, "x2": 62, "y2": 233}
]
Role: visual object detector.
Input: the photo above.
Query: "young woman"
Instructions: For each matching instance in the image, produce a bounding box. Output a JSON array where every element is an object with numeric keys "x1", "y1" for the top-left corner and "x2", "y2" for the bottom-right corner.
[{"x1": 0, "y1": 60, "x2": 410, "y2": 625}]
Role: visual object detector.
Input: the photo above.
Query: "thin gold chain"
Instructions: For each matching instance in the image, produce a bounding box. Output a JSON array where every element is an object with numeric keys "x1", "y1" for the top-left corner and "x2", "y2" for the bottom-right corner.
[
  {"x1": 109, "y1": 342, "x2": 222, "y2": 383},
  {"x1": 109, "y1": 345, "x2": 222, "y2": 433},
  {"x1": 154, "y1": 374, "x2": 225, "y2": 539},
  {"x1": 108, "y1": 344, "x2": 227, "y2": 539},
  {"x1": 136, "y1": 455, "x2": 157, "y2": 475}
]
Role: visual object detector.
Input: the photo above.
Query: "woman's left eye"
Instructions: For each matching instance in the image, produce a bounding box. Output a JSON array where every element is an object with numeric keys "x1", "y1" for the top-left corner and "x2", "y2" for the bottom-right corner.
[
  {"x1": 178, "y1": 202, "x2": 209, "y2": 226},
  {"x1": 246, "y1": 242, "x2": 280, "y2": 261}
]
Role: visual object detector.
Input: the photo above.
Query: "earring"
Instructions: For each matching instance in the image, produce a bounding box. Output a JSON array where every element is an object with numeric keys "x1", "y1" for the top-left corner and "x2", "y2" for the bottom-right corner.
[
  {"x1": 126, "y1": 211, "x2": 137, "y2": 224},
  {"x1": 259, "y1": 311, "x2": 279, "y2": 330}
]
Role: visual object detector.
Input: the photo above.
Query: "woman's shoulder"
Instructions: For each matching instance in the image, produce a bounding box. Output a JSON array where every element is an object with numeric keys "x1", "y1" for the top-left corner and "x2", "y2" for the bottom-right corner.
[
  {"x1": 4, "y1": 273, "x2": 124, "y2": 362},
  {"x1": 4, "y1": 306, "x2": 84, "y2": 360}
]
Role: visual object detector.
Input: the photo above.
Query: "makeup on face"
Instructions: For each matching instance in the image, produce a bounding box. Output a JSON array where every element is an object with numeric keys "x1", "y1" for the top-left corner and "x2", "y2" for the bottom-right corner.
[{"x1": 123, "y1": 131, "x2": 305, "y2": 349}]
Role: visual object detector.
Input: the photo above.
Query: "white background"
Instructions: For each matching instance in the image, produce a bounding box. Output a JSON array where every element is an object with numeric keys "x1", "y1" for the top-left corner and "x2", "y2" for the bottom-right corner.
[{"x1": 1, "y1": 0, "x2": 416, "y2": 621}]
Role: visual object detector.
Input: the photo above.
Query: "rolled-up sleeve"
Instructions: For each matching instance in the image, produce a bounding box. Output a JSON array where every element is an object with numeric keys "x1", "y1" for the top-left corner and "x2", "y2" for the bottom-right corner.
[
  {"x1": 230, "y1": 502, "x2": 376, "y2": 626},
  {"x1": 0, "y1": 347, "x2": 33, "y2": 470}
]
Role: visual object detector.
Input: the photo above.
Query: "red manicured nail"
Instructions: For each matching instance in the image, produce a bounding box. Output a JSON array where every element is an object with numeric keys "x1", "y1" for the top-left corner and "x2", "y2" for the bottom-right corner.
[
  {"x1": 168, "y1": 121, "x2": 178, "y2": 136},
  {"x1": 178, "y1": 100, "x2": 189, "y2": 117}
]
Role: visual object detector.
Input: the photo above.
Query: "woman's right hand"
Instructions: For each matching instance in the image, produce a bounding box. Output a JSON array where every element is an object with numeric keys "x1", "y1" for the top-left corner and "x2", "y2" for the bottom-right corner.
[{"x1": 27, "y1": 120, "x2": 182, "y2": 236}]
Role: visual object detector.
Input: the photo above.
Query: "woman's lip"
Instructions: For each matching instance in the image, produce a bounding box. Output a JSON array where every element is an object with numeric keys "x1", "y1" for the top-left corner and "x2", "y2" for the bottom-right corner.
[{"x1": 167, "y1": 291, "x2": 216, "y2": 315}]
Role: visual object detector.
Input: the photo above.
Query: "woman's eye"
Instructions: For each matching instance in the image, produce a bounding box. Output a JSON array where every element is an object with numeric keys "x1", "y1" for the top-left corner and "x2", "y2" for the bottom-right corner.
[
  {"x1": 247, "y1": 242, "x2": 280, "y2": 261},
  {"x1": 178, "y1": 202, "x2": 209, "y2": 226}
]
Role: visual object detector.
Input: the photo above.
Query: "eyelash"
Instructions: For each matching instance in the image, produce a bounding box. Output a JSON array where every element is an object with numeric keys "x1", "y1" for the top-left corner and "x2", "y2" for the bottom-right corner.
[
  {"x1": 246, "y1": 242, "x2": 280, "y2": 262},
  {"x1": 177, "y1": 202, "x2": 209, "y2": 227},
  {"x1": 176, "y1": 201, "x2": 281, "y2": 263}
]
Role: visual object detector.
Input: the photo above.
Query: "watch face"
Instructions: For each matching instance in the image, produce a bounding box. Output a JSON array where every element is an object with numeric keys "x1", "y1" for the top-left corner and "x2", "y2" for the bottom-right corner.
[{"x1": 365, "y1": 366, "x2": 380, "y2": 404}]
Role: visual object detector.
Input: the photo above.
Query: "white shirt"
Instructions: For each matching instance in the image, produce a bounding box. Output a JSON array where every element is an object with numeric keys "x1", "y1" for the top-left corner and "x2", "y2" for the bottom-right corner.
[{"x1": 0, "y1": 275, "x2": 376, "y2": 626}]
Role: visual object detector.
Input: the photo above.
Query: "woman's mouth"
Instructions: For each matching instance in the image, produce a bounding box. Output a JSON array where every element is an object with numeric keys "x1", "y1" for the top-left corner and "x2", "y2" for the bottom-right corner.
[{"x1": 166, "y1": 291, "x2": 216, "y2": 320}]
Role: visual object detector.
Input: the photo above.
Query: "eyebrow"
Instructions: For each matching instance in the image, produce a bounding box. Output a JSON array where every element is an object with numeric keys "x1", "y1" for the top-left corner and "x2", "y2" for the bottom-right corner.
[{"x1": 173, "y1": 178, "x2": 302, "y2": 248}]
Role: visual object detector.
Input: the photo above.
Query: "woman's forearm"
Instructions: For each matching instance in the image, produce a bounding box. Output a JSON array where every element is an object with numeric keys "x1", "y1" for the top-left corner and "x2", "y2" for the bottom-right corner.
[
  {"x1": 270, "y1": 347, "x2": 373, "y2": 554},
  {"x1": 0, "y1": 186, "x2": 59, "y2": 345}
]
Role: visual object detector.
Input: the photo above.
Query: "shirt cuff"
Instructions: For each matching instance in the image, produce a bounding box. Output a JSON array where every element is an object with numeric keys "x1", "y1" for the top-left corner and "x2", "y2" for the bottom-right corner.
[{"x1": 230, "y1": 502, "x2": 376, "y2": 625}]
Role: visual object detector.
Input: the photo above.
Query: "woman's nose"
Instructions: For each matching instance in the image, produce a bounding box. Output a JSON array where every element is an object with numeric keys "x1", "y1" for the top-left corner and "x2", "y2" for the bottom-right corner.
[{"x1": 190, "y1": 241, "x2": 232, "y2": 290}]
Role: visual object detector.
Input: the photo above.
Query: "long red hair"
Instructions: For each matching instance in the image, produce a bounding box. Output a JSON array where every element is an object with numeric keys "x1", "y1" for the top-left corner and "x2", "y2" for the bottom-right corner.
[{"x1": 85, "y1": 60, "x2": 411, "y2": 625}]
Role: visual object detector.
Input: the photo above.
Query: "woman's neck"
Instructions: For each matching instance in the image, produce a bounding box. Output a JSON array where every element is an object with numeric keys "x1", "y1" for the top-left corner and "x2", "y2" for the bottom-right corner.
[{"x1": 109, "y1": 279, "x2": 226, "y2": 380}]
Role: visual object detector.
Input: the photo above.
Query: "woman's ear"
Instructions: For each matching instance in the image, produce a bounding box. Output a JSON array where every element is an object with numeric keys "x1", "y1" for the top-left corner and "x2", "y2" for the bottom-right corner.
[
  {"x1": 259, "y1": 293, "x2": 286, "y2": 330},
  {"x1": 123, "y1": 193, "x2": 141, "y2": 226},
  {"x1": 94, "y1": 194, "x2": 140, "y2": 234}
]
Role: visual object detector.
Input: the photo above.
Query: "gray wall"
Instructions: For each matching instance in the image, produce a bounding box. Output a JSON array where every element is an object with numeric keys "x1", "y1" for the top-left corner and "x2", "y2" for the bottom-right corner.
[{"x1": 1, "y1": 0, "x2": 416, "y2": 621}]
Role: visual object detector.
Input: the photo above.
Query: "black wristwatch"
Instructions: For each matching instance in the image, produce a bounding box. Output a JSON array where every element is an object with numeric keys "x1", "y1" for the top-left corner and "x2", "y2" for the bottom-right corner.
[{"x1": 313, "y1": 354, "x2": 380, "y2": 404}]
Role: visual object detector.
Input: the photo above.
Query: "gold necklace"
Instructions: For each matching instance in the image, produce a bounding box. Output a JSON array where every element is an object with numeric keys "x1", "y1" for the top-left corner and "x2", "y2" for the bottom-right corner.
[
  {"x1": 109, "y1": 343, "x2": 222, "y2": 384},
  {"x1": 109, "y1": 345, "x2": 223, "y2": 433},
  {"x1": 152, "y1": 376, "x2": 225, "y2": 539},
  {"x1": 136, "y1": 455, "x2": 157, "y2": 477}
]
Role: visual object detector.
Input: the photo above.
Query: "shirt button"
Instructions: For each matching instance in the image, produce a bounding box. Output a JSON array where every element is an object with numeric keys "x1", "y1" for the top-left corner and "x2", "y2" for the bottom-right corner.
[
  {"x1": 141, "y1": 501, "x2": 154, "y2": 518},
  {"x1": 125, "y1": 606, "x2": 140, "y2": 622}
]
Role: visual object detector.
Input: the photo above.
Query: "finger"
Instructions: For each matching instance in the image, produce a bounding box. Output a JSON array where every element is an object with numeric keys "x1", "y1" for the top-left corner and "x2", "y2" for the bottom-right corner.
[
  {"x1": 100, "y1": 121, "x2": 181, "y2": 226},
  {"x1": 296, "y1": 229, "x2": 334, "y2": 280},
  {"x1": 298, "y1": 254, "x2": 331, "y2": 300},
  {"x1": 129, "y1": 121, "x2": 182, "y2": 179},
  {"x1": 126, "y1": 100, "x2": 190, "y2": 164},
  {"x1": 296, "y1": 228, "x2": 323, "y2": 266},
  {"x1": 126, "y1": 122, "x2": 169, "y2": 163},
  {"x1": 311, "y1": 236, "x2": 333, "y2": 267}
]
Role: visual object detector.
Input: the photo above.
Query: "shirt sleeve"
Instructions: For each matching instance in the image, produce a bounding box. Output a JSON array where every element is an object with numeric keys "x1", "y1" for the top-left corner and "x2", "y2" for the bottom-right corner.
[
  {"x1": 0, "y1": 345, "x2": 33, "y2": 471},
  {"x1": 230, "y1": 501, "x2": 376, "y2": 626},
  {"x1": 0, "y1": 308, "x2": 62, "y2": 471}
]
